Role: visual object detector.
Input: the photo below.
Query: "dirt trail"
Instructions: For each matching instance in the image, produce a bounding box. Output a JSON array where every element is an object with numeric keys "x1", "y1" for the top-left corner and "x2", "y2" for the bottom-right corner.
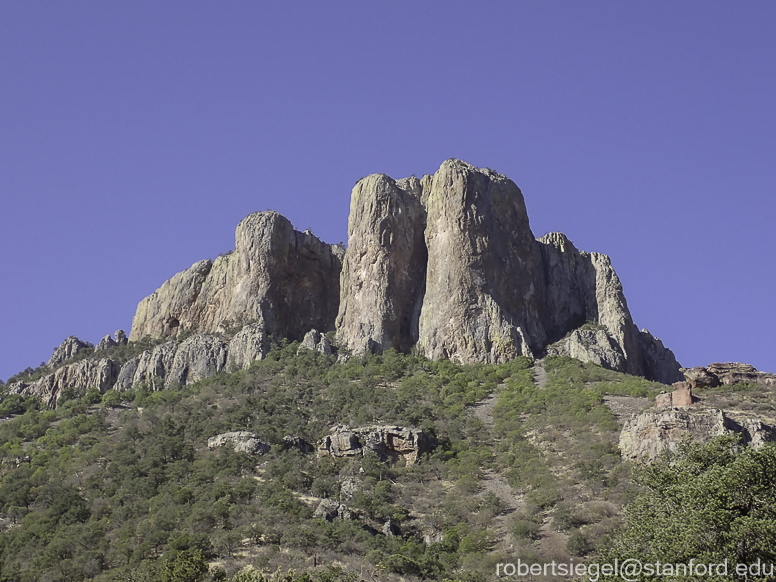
[{"x1": 534, "y1": 358, "x2": 548, "y2": 388}]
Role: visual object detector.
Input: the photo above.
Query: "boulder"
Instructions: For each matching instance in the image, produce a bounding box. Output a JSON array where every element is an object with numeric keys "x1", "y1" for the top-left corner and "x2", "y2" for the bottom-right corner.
[
  {"x1": 681, "y1": 363, "x2": 776, "y2": 389},
  {"x1": 545, "y1": 327, "x2": 626, "y2": 372},
  {"x1": 297, "y1": 329, "x2": 332, "y2": 356},
  {"x1": 95, "y1": 330, "x2": 129, "y2": 352},
  {"x1": 207, "y1": 431, "x2": 270, "y2": 455},
  {"x1": 318, "y1": 425, "x2": 436, "y2": 465},
  {"x1": 313, "y1": 499, "x2": 355, "y2": 521},
  {"x1": 48, "y1": 336, "x2": 93, "y2": 367}
]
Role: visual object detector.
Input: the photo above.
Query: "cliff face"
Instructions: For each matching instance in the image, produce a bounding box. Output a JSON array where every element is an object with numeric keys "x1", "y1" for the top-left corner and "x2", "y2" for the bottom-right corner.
[
  {"x1": 125, "y1": 159, "x2": 679, "y2": 382},
  {"x1": 335, "y1": 175, "x2": 427, "y2": 355},
  {"x1": 417, "y1": 160, "x2": 545, "y2": 363},
  {"x1": 130, "y1": 211, "x2": 343, "y2": 342}
]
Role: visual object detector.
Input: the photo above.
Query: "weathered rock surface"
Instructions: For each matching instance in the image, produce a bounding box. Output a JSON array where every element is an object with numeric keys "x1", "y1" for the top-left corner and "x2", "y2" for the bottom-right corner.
[
  {"x1": 167, "y1": 335, "x2": 228, "y2": 387},
  {"x1": 10, "y1": 358, "x2": 120, "y2": 407},
  {"x1": 417, "y1": 160, "x2": 545, "y2": 363},
  {"x1": 655, "y1": 382, "x2": 694, "y2": 409},
  {"x1": 297, "y1": 329, "x2": 332, "y2": 356},
  {"x1": 115, "y1": 340, "x2": 179, "y2": 391},
  {"x1": 619, "y1": 407, "x2": 776, "y2": 460},
  {"x1": 207, "y1": 431, "x2": 271, "y2": 455},
  {"x1": 19, "y1": 159, "x2": 684, "y2": 400},
  {"x1": 226, "y1": 323, "x2": 269, "y2": 372},
  {"x1": 545, "y1": 327, "x2": 626, "y2": 371},
  {"x1": 336, "y1": 174, "x2": 427, "y2": 355},
  {"x1": 333, "y1": 160, "x2": 680, "y2": 378},
  {"x1": 95, "y1": 330, "x2": 129, "y2": 352},
  {"x1": 318, "y1": 425, "x2": 436, "y2": 464},
  {"x1": 313, "y1": 499, "x2": 356, "y2": 522},
  {"x1": 683, "y1": 362, "x2": 776, "y2": 389},
  {"x1": 48, "y1": 336, "x2": 93, "y2": 367},
  {"x1": 130, "y1": 211, "x2": 343, "y2": 343},
  {"x1": 538, "y1": 233, "x2": 681, "y2": 383}
]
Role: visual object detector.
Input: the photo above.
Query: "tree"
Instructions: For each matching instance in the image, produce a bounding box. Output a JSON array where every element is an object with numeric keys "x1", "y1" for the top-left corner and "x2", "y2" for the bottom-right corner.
[
  {"x1": 160, "y1": 549, "x2": 209, "y2": 582},
  {"x1": 600, "y1": 435, "x2": 776, "y2": 581}
]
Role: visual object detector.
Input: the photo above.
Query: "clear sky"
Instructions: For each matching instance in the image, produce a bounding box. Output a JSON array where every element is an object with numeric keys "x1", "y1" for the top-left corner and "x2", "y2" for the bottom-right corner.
[{"x1": 1, "y1": 2, "x2": 774, "y2": 382}]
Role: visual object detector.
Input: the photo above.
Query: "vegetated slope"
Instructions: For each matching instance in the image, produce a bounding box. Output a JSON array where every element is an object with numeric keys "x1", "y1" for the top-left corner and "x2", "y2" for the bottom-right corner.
[{"x1": 0, "y1": 346, "x2": 668, "y2": 582}]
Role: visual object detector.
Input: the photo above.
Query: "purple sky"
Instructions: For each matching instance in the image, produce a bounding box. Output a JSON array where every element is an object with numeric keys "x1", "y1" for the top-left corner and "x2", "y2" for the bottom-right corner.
[{"x1": 2, "y1": 2, "x2": 774, "y2": 382}]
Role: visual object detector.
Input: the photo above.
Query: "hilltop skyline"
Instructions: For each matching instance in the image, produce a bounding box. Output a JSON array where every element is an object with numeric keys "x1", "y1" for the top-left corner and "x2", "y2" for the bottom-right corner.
[{"x1": 2, "y1": 2, "x2": 775, "y2": 381}]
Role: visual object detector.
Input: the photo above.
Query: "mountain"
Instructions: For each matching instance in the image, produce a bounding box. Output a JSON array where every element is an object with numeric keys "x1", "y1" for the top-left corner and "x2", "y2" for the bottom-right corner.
[{"x1": 6, "y1": 160, "x2": 681, "y2": 407}]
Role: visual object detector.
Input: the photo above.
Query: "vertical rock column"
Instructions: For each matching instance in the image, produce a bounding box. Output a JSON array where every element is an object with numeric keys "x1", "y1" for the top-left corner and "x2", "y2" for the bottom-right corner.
[
  {"x1": 336, "y1": 174, "x2": 427, "y2": 354},
  {"x1": 417, "y1": 159, "x2": 547, "y2": 363}
]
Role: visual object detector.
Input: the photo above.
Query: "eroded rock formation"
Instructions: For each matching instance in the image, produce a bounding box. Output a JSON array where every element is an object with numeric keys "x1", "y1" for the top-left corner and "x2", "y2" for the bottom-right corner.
[
  {"x1": 334, "y1": 160, "x2": 680, "y2": 379},
  {"x1": 318, "y1": 425, "x2": 436, "y2": 465},
  {"x1": 11, "y1": 358, "x2": 120, "y2": 408},
  {"x1": 207, "y1": 431, "x2": 271, "y2": 455},
  {"x1": 336, "y1": 174, "x2": 427, "y2": 355},
  {"x1": 48, "y1": 336, "x2": 93, "y2": 367},
  {"x1": 130, "y1": 211, "x2": 343, "y2": 343},
  {"x1": 682, "y1": 362, "x2": 776, "y2": 389},
  {"x1": 13, "y1": 159, "x2": 687, "y2": 405},
  {"x1": 619, "y1": 408, "x2": 776, "y2": 461}
]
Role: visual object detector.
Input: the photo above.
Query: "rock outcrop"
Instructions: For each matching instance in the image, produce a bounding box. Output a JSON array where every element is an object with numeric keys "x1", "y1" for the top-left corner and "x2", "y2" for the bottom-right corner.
[
  {"x1": 283, "y1": 435, "x2": 315, "y2": 454},
  {"x1": 48, "y1": 336, "x2": 93, "y2": 367},
  {"x1": 11, "y1": 326, "x2": 272, "y2": 405},
  {"x1": 226, "y1": 323, "x2": 269, "y2": 372},
  {"x1": 130, "y1": 211, "x2": 343, "y2": 343},
  {"x1": 16, "y1": 159, "x2": 683, "y2": 403},
  {"x1": 336, "y1": 174, "x2": 427, "y2": 355},
  {"x1": 545, "y1": 326, "x2": 626, "y2": 371},
  {"x1": 619, "y1": 408, "x2": 776, "y2": 460},
  {"x1": 207, "y1": 431, "x2": 271, "y2": 455},
  {"x1": 318, "y1": 425, "x2": 436, "y2": 465},
  {"x1": 417, "y1": 160, "x2": 545, "y2": 363},
  {"x1": 95, "y1": 330, "x2": 128, "y2": 352},
  {"x1": 683, "y1": 362, "x2": 776, "y2": 389},
  {"x1": 297, "y1": 329, "x2": 333, "y2": 356},
  {"x1": 333, "y1": 160, "x2": 681, "y2": 379},
  {"x1": 538, "y1": 233, "x2": 681, "y2": 383},
  {"x1": 10, "y1": 358, "x2": 121, "y2": 407}
]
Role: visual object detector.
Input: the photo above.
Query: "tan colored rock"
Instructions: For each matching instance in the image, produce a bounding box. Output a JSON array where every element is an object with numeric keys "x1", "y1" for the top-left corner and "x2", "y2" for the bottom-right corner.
[
  {"x1": 130, "y1": 211, "x2": 342, "y2": 342},
  {"x1": 336, "y1": 174, "x2": 427, "y2": 355},
  {"x1": 655, "y1": 382, "x2": 694, "y2": 409},
  {"x1": 417, "y1": 160, "x2": 545, "y2": 363},
  {"x1": 207, "y1": 431, "x2": 270, "y2": 455},
  {"x1": 9, "y1": 358, "x2": 120, "y2": 407},
  {"x1": 545, "y1": 327, "x2": 626, "y2": 371},
  {"x1": 227, "y1": 323, "x2": 268, "y2": 372},
  {"x1": 318, "y1": 425, "x2": 436, "y2": 465},
  {"x1": 48, "y1": 336, "x2": 93, "y2": 367},
  {"x1": 130, "y1": 259, "x2": 213, "y2": 339},
  {"x1": 619, "y1": 407, "x2": 776, "y2": 461}
]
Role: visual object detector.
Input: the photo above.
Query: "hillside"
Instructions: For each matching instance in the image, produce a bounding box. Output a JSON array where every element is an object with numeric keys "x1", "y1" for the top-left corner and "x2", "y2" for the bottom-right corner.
[{"x1": 0, "y1": 341, "x2": 678, "y2": 581}]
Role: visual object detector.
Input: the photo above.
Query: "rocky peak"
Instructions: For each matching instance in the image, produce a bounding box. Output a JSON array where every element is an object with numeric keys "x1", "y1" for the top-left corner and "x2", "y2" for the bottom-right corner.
[
  {"x1": 48, "y1": 336, "x2": 93, "y2": 367},
  {"x1": 129, "y1": 211, "x2": 342, "y2": 344}
]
